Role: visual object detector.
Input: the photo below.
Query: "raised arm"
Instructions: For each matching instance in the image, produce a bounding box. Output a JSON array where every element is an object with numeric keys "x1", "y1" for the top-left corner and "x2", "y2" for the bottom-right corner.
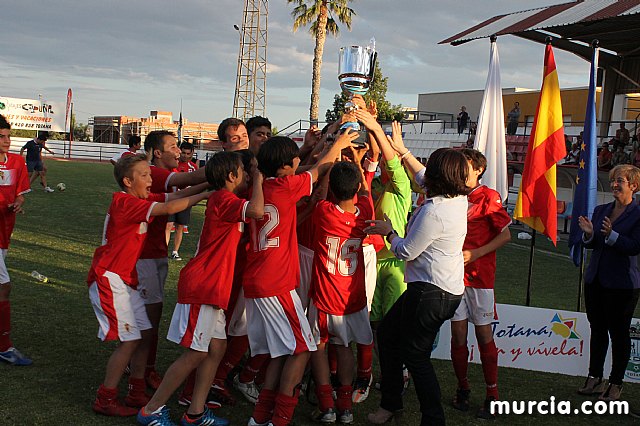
[
  {"x1": 166, "y1": 182, "x2": 210, "y2": 201},
  {"x1": 245, "y1": 161, "x2": 265, "y2": 219},
  {"x1": 307, "y1": 127, "x2": 359, "y2": 183},
  {"x1": 150, "y1": 191, "x2": 210, "y2": 217},
  {"x1": 167, "y1": 166, "x2": 207, "y2": 188},
  {"x1": 385, "y1": 121, "x2": 424, "y2": 179}
]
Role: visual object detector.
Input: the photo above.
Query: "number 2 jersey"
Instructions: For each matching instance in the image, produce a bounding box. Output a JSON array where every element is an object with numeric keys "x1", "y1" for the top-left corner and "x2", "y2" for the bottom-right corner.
[
  {"x1": 310, "y1": 196, "x2": 373, "y2": 315},
  {"x1": 243, "y1": 172, "x2": 313, "y2": 299}
]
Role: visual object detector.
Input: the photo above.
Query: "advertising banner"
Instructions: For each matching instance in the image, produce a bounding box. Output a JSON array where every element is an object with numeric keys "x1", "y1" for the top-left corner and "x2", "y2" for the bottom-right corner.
[
  {"x1": 432, "y1": 303, "x2": 640, "y2": 383},
  {"x1": 0, "y1": 96, "x2": 66, "y2": 132}
]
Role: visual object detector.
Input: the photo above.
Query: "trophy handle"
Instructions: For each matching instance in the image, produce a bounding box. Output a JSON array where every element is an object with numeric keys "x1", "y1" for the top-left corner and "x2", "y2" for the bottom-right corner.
[{"x1": 368, "y1": 52, "x2": 377, "y2": 83}]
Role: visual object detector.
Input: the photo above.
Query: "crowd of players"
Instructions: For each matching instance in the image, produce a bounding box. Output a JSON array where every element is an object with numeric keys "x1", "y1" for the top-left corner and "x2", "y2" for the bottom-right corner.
[{"x1": 0, "y1": 100, "x2": 512, "y2": 426}]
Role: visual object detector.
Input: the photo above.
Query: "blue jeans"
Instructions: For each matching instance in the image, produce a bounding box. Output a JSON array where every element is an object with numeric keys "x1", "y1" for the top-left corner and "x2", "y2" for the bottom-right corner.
[{"x1": 378, "y1": 281, "x2": 462, "y2": 426}]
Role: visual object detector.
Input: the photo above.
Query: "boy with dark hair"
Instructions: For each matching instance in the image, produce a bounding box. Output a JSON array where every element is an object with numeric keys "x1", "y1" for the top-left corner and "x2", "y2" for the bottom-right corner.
[
  {"x1": 168, "y1": 142, "x2": 199, "y2": 261},
  {"x1": 111, "y1": 135, "x2": 142, "y2": 165},
  {"x1": 19, "y1": 131, "x2": 55, "y2": 192},
  {"x1": 308, "y1": 161, "x2": 374, "y2": 424},
  {"x1": 246, "y1": 116, "x2": 272, "y2": 155},
  {"x1": 138, "y1": 151, "x2": 264, "y2": 426},
  {"x1": 89, "y1": 154, "x2": 210, "y2": 417},
  {"x1": 450, "y1": 148, "x2": 511, "y2": 419},
  {"x1": 138, "y1": 130, "x2": 208, "y2": 390},
  {"x1": 0, "y1": 114, "x2": 32, "y2": 366},
  {"x1": 245, "y1": 131, "x2": 359, "y2": 426},
  {"x1": 218, "y1": 118, "x2": 249, "y2": 152}
]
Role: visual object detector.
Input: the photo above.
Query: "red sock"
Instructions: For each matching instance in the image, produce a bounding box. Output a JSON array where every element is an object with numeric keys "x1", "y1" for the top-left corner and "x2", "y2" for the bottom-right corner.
[
  {"x1": 97, "y1": 384, "x2": 118, "y2": 401},
  {"x1": 146, "y1": 332, "x2": 158, "y2": 372},
  {"x1": 216, "y1": 335, "x2": 249, "y2": 381},
  {"x1": 451, "y1": 342, "x2": 470, "y2": 390},
  {"x1": 253, "y1": 388, "x2": 277, "y2": 424},
  {"x1": 240, "y1": 353, "x2": 269, "y2": 383},
  {"x1": 356, "y1": 342, "x2": 374, "y2": 379},
  {"x1": 0, "y1": 300, "x2": 11, "y2": 351},
  {"x1": 180, "y1": 369, "x2": 197, "y2": 398},
  {"x1": 328, "y1": 344, "x2": 338, "y2": 375},
  {"x1": 336, "y1": 385, "x2": 353, "y2": 412},
  {"x1": 479, "y1": 340, "x2": 499, "y2": 399},
  {"x1": 272, "y1": 392, "x2": 299, "y2": 426},
  {"x1": 315, "y1": 384, "x2": 335, "y2": 412},
  {"x1": 127, "y1": 377, "x2": 147, "y2": 396}
]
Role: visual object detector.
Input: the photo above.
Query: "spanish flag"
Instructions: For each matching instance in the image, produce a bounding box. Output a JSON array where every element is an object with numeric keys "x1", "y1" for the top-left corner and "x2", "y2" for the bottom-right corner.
[{"x1": 513, "y1": 43, "x2": 566, "y2": 245}]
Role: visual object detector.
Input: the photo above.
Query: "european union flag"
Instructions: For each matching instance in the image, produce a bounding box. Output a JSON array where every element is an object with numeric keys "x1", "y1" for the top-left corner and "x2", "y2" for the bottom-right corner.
[{"x1": 568, "y1": 46, "x2": 599, "y2": 266}]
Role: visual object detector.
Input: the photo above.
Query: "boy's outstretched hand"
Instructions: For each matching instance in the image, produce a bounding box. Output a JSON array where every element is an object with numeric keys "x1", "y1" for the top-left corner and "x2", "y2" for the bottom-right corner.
[{"x1": 334, "y1": 127, "x2": 360, "y2": 151}]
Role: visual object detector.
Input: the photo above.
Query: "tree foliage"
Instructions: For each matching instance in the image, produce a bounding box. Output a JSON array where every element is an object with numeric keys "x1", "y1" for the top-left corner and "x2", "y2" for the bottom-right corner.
[{"x1": 326, "y1": 60, "x2": 404, "y2": 122}]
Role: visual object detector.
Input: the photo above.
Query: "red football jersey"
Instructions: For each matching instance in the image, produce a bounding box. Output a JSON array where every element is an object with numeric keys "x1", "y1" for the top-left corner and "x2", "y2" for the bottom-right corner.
[
  {"x1": 177, "y1": 190, "x2": 249, "y2": 308},
  {"x1": 177, "y1": 160, "x2": 197, "y2": 173},
  {"x1": 310, "y1": 196, "x2": 372, "y2": 315},
  {"x1": 243, "y1": 172, "x2": 313, "y2": 298},
  {"x1": 0, "y1": 154, "x2": 30, "y2": 248},
  {"x1": 464, "y1": 185, "x2": 512, "y2": 289},
  {"x1": 140, "y1": 166, "x2": 175, "y2": 259},
  {"x1": 87, "y1": 192, "x2": 166, "y2": 287}
]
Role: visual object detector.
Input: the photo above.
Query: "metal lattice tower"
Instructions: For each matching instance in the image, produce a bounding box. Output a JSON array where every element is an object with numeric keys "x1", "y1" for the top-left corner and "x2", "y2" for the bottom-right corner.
[{"x1": 233, "y1": 0, "x2": 268, "y2": 121}]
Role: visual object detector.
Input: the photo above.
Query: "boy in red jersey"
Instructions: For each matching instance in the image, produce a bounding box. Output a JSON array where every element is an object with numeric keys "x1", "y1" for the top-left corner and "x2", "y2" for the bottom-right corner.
[
  {"x1": 137, "y1": 131, "x2": 208, "y2": 389},
  {"x1": 0, "y1": 115, "x2": 32, "y2": 366},
  {"x1": 450, "y1": 149, "x2": 511, "y2": 419},
  {"x1": 137, "y1": 151, "x2": 264, "y2": 426},
  {"x1": 245, "y1": 131, "x2": 358, "y2": 426},
  {"x1": 88, "y1": 154, "x2": 210, "y2": 417},
  {"x1": 308, "y1": 161, "x2": 374, "y2": 424},
  {"x1": 168, "y1": 142, "x2": 199, "y2": 261}
]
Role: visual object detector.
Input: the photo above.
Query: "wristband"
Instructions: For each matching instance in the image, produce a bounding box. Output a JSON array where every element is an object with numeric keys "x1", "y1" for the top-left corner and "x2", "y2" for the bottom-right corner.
[
  {"x1": 400, "y1": 151, "x2": 411, "y2": 160},
  {"x1": 386, "y1": 230, "x2": 397, "y2": 241}
]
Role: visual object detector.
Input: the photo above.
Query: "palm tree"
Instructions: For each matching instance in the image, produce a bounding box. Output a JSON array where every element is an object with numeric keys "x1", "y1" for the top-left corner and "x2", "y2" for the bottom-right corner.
[{"x1": 288, "y1": 0, "x2": 355, "y2": 124}]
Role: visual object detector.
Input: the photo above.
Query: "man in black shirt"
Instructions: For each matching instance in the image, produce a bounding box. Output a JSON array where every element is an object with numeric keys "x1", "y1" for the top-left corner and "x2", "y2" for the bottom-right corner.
[{"x1": 20, "y1": 132, "x2": 55, "y2": 192}]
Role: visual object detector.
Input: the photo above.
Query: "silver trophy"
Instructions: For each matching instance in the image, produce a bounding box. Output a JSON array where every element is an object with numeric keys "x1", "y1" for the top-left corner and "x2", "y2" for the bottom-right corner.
[{"x1": 338, "y1": 38, "x2": 377, "y2": 131}]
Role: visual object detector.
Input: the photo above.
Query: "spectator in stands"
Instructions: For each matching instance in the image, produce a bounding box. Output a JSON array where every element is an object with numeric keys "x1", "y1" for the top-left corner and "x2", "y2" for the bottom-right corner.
[
  {"x1": 613, "y1": 122, "x2": 630, "y2": 150},
  {"x1": 612, "y1": 145, "x2": 630, "y2": 167},
  {"x1": 246, "y1": 116, "x2": 272, "y2": 155},
  {"x1": 506, "y1": 102, "x2": 520, "y2": 136},
  {"x1": 218, "y1": 118, "x2": 249, "y2": 151},
  {"x1": 466, "y1": 136, "x2": 475, "y2": 149},
  {"x1": 564, "y1": 135, "x2": 573, "y2": 157},
  {"x1": 565, "y1": 142, "x2": 580, "y2": 165},
  {"x1": 577, "y1": 164, "x2": 640, "y2": 402},
  {"x1": 457, "y1": 106, "x2": 469, "y2": 135},
  {"x1": 598, "y1": 141, "x2": 612, "y2": 170}
]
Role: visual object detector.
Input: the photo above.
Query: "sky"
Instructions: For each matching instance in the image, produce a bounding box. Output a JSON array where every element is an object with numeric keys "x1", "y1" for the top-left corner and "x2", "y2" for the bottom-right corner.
[{"x1": 0, "y1": 0, "x2": 592, "y2": 129}]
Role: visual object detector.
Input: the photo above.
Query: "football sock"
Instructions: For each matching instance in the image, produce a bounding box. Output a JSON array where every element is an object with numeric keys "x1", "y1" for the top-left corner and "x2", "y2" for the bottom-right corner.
[
  {"x1": 336, "y1": 385, "x2": 353, "y2": 412},
  {"x1": 315, "y1": 384, "x2": 335, "y2": 412},
  {"x1": 127, "y1": 377, "x2": 147, "y2": 398},
  {"x1": 328, "y1": 344, "x2": 338, "y2": 375},
  {"x1": 186, "y1": 411, "x2": 204, "y2": 420},
  {"x1": 255, "y1": 358, "x2": 269, "y2": 386},
  {"x1": 97, "y1": 384, "x2": 118, "y2": 400},
  {"x1": 0, "y1": 301, "x2": 11, "y2": 351},
  {"x1": 252, "y1": 388, "x2": 277, "y2": 424},
  {"x1": 451, "y1": 342, "x2": 470, "y2": 390},
  {"x1": 356, "y1": 342, "x2": 374, "y2": 379},
  {"x1": 479, "y1": 340, "x2": 499, "y2": 399},
  {"x1": 271, "y1": 392, "x2": 299, "y2": 426},
  {"x1": 240, "y1": 353, "x2": 269, "y2": 383},
  {"x1": 216, "y1": 335, "x2": 249, "y2": 381}
]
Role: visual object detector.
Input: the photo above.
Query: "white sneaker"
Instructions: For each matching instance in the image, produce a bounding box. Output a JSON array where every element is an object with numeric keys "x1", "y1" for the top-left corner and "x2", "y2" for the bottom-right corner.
[
  {"x1": 234, "y1": 374, "x2": 260, "y2": 404},
  {"x1": 44, "y1": 186, "x2": 55, "y2": 193},
  {"x1": 247, "y1": 417, "x2": 270, "y2": 426}
]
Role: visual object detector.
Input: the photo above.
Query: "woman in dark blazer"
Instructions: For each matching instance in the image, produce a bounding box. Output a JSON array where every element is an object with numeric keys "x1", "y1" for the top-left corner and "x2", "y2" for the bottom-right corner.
[{"x1": 577, "y1": 164, "x2": 640, "y2": 401}]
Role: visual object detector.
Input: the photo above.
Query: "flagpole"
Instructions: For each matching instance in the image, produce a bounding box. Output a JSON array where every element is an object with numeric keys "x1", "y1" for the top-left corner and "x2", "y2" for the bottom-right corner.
[
  {"x1": 526, "y1": 229, "x2": 536, "y2": 306},
  {"x1": 576, "y1": 246, "x2": 585, "y2": 311}
]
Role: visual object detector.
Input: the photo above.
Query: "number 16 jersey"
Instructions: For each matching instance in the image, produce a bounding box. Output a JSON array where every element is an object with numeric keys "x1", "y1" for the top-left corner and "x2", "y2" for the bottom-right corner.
[{"x1": 243, "y1": 172, "x2": 313, "y2": 299}]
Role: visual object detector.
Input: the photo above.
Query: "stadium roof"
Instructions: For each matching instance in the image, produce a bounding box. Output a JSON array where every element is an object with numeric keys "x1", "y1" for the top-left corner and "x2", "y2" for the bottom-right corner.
[{"x1": 440, "y1": 0, "x2": 640, "y2": 64}]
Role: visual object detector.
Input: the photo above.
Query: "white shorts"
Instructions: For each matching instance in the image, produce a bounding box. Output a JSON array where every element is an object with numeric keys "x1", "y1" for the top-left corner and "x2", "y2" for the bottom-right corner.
[
  {"x1": 246, "y1": 290, "x2": 317, "y2": 358},
  {"x1": 167, "y1": 303, "x2": 227, "y2": 352},
  {"x1": 136, "y1": 258, "x2": 169, "y2": 304},
  {"x1": 451, "y1": 287, "x2": 496, "y2": 326},
  {"x1": 297, "y1": 245, "x2": 314, "y2": 311},
  {"x1": 0, "y1": 249, "x2": 10, "y2": 284},
  {"x1": 89, "y1": 271, "x2": 152, "y2": 342},
  {"x1": 227, "y1": 288, "x2": 248, "y2": 337},
  {"x1": 308, "y1": 303, "x2": 373, "y2": 347},
  {"x1": 363, "y1": 244, "x2": 377, "y2": 312}
]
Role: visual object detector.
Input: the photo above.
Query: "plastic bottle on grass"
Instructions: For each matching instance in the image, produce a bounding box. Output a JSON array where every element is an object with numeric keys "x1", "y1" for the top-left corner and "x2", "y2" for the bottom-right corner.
[{"x1": 31, "y1": 271, "x2": 49, "y2": 283}]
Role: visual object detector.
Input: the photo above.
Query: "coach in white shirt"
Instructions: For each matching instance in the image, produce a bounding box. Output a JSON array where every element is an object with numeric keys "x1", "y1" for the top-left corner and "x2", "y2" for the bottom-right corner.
[{"x1": 366, "y1": 147, "x2": 470, "y2": 426}]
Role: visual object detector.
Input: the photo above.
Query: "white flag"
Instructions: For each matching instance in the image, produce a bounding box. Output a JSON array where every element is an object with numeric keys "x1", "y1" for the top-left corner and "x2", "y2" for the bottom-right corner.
[{"x1": 474, "y1": 39, "x2": 508, "y2": 201}]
